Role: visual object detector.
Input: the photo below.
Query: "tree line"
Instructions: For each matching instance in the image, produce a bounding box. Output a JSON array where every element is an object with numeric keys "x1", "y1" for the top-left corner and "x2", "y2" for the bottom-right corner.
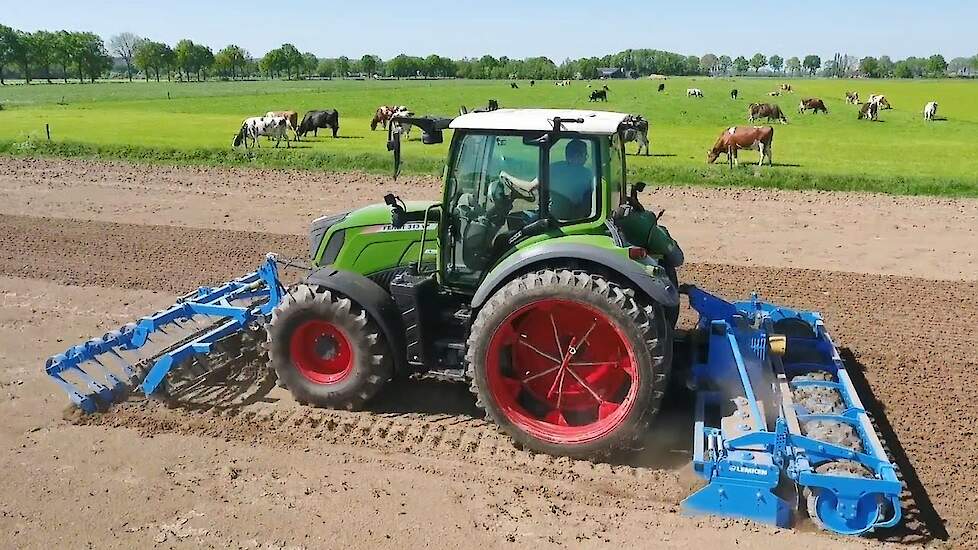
[{"x1": 1, "y1": 24, "x2": 975, "y2": 84}]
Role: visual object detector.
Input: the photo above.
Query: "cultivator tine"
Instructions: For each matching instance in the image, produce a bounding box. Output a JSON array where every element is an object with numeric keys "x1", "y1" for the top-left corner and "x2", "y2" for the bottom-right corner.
[{"x1": 46, "y1": 256, "x2": 285, "y2": 413}]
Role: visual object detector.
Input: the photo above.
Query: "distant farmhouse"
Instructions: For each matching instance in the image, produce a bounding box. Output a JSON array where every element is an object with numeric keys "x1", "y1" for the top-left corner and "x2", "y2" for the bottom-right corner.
[{"x1": 597, "y1": 67, "x2": 626, "y2": 79}]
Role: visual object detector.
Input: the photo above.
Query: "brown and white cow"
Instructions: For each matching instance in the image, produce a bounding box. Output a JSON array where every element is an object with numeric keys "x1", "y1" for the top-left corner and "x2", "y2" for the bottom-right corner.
[
  {"x1": 266, "y1": 111, "x2": 299, "y2": 140},
  {"x1": 780, "y1": 83, "x2": 793, "y2": 92},
  {"x1": 707, "y1": 126, "x2": 775, "y2": 168},
  {"x1": 748, "y1": 103, "x2": 788, "y2": 124},
  {"x1": 370, "y1": 105, "x2": 409, "y2": 131},
  {"x1": 845, "y1": 91, "x2": 860, "y2": 105},
  {"x1": 869, "y1": 95, "x2": 892, "y2": 110},
  {"x1": 857, "y1": 101, "x2": 879, "y2": 121},
  {"x1": 798, "y1": 98, "x2": 828, "y2": 114}
]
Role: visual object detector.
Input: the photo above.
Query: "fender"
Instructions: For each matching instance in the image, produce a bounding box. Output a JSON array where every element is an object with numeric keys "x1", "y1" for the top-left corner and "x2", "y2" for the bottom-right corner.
[
  {"x1": 305, "y1": 267, "x2": 407, "y2": 374},
  {"x1": 471, "y1": 241, "x2": 680, "y2": 309}
]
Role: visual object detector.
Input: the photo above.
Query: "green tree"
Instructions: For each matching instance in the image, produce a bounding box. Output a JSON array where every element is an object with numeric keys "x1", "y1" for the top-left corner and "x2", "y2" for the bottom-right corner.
[
  {"x1": 803, "y1": 55, "x2": 821, "y2": 76},
  {"x1": 74, "y1": 32, "x2": 111, "y2": 82},
  {"x1": 893, "y1": 61, "x2": 913, "y2": 78},
  {"x1": 786, "y1": 56, "x2": 801, "y2": 75},
  {"x1": 700, "y1": 53, "x2": 718, "y2": 75},
  {"x1": 335, "y1": 55, "x2": 351, "y2": 77},
  {"x1": 50, "y1": 31, "x2": 77, "y2": 83},
  {"x1": 301, "y1": 52, "x2": 318, "y2": 77},
  {"x1": 768, "y1": 55, "x2": 783, "y2": 73},
  {"x1": 733, "y1": 55, "x2": 749, "y2": 74},
  {"x1": 718, "y1": 55, "x2": 732, "y2": 74},
  {"x1": 749, "y1": 53, "x2": 766, "y2": 73},
  {"x1": 173, "y1": 39, "x2": 196, "y2": 81},
  {"x1": 27, "y1": 31, "x2": 58, "y2": 83},
  {"x1": 877, "y1": 55, "x2": 894, "y2": 77},
  {"x1": 277, "y1": 43, "x2": 301, "y2": 79},
  {"x1": 360, "y1": 54, "x2": 379, "y2": 76},
  {"x1": 214, "y1": 44, "x2": 248, "y2": 79},
  {"x1": 316, "y1": 58, "x2": 335, "y2": 77},
  {"x1": 191, "y1": 43, "x2": 213, "y2": 80},
  {"x1": 859, "y1": 56, "x2": 879, "y2": 77},
  {"x1": 11, "y1": 30, "x2": 32, "y2": 83},
  {"x1": 109, "y1": 32, "x2": 142, "y2": 81},
  {"x1": 260, "y1": 48, "x2": 284, "y2": 78},
  {"x1": 0, "y1": 24, "x2": 17, "y2": 84},
  {"x1": 926, "y1": 54, "x2": 947, "y2": 77}
]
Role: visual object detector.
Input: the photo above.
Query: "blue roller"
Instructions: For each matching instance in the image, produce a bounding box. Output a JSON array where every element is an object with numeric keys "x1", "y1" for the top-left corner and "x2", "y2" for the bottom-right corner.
[
  {"x1": 681, "y1": 286, "x2": 902, "y2": 536},
  {"x1": 45, "y1": 255, "x2": 285, "y2": 413}
]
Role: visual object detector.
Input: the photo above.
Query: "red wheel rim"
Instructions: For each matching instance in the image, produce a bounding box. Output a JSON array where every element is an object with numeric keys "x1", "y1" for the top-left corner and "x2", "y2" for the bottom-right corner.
[
  {"x1": 289, "y1": 319, "x2": 354, "y2": 384},
  {"x1": 484, "y1": 298, "x2": 640, "y2": 444}
]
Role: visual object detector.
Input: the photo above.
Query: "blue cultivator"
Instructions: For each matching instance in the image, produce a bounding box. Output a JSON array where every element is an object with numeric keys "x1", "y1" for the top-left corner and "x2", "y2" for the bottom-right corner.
[
  {"x1": 45, "y1": 255, "x2": 284, "y2": 413},
  {"x1": 680, "y1": 286, "x2": 901, "y2": 536}
]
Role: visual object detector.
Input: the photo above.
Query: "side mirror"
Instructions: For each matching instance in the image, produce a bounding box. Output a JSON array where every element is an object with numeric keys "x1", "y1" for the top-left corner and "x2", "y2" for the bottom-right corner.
[{"x1": 422, "y1": 129, "x2": 443, "y2": 145}]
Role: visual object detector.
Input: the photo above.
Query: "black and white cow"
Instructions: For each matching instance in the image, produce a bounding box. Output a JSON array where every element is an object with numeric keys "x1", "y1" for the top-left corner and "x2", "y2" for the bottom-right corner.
[
  {"x1": 621, "y1": 115, "x2": 651, "y2": 156},
  {"x1": 233, "y1": 116, "x2": 291, "y2": 148}
]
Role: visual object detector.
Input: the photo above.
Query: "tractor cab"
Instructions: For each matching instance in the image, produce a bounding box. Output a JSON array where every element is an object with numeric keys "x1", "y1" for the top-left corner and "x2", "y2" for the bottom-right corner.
[{"x1": 385, "y1": 108, "x2": 679, "y2": 293}]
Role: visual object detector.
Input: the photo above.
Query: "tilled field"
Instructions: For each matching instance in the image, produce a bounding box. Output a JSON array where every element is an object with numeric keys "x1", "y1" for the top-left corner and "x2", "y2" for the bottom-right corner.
[{"x1": 1, "y1": 158, "x2": 976, "y2": 549}]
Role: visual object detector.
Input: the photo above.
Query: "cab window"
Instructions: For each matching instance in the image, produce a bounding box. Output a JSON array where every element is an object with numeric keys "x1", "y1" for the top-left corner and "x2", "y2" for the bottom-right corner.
[{"x1": 548, "y1": 137, "x2": 598, "y2": 222}]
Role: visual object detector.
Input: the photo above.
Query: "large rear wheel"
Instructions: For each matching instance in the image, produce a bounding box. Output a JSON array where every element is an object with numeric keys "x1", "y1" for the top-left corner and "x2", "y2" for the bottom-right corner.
[
  {"x1": 466, "y1": 269, "x2": 671, "y2": 458},
  {"x1": 267, "y1": 284, "x2": 392, "y2": 410}
]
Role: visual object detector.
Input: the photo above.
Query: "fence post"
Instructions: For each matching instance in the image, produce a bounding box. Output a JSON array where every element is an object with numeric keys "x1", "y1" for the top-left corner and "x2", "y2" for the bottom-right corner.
[{"x1": 46, "y1": 123, "x2": 51, "y2": 141}]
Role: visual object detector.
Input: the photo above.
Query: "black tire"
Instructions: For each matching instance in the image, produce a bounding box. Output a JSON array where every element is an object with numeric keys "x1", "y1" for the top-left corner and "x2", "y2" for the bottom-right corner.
[
  {"x1": 267, "y1": 284, "x2": 392, "y2": 410},
  {"x1": 465, "y1": 269, "x2": 672, "y2": 459}
]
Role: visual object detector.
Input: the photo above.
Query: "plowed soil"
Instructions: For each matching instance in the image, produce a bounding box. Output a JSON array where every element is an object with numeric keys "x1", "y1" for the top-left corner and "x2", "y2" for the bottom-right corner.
[{"x1": 1, "y1": 157, "x2": 975, "y2": 549}]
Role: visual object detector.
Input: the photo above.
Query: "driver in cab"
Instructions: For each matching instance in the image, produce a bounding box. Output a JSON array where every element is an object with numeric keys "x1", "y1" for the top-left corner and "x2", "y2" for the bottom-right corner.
[{"x1": 500, "y1": 139, "x2": 594, "y2": 221}]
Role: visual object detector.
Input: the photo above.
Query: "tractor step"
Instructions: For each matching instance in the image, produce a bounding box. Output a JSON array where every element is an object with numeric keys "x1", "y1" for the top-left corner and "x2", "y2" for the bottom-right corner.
[{"x1": 680, "y1": 287, "x2": 901, "y2": 536}]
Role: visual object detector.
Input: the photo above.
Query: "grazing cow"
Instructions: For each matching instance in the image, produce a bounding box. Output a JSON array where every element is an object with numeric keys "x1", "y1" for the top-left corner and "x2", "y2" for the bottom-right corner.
[
  {"x1": 687, "y1": 88, "x2": 704, "y2": 98},
  {"x1": 232, "y1": 116, "x2": 291, "y2": 149},
  {"x1": 389, "y1": 108, "x2": 417, "y2": 140},
  {"x1": 769, "y1": 91, "x2": 782, "y2": 97},
  {"x1": 370, "y1": 105, "x2": 408, "y2": 131},
  {"x1": 511, "y1": 82, "x2": 519, "y2": 89},
  {"x1": 857, "y1": 101, "x2": 879, "y2": 121},
  {"x1": 748, "y1": 103, "x2": 788, "y2": 124},
  {"x1": 707, "y1": 126, "x2": 775, "y2": 168},
  {"x1": 555, "y1": 79, "x2": 570, "y2": 87},
  {"x1": 298, "y1": 110, "x2": 340, "y2": 138},
  {"x1": 798, "y1": 98, "x2": 828, "y2": 114},
  {"x1": 730, "y1": 89, "x2": 739, "y2": 100},
  {"x1": 845, "y1": 91, "x2": 860, "y2": 105},
  {"x1": 657, "y1": 83, "x2": 666, "y2": 92},
  {"x1": 530, "y1": 80, "x2": 535, "y2": 87},
  {"x1": 621, "y1": 114, "x2": 651, "y2": 156},
  {"x1": 923, "y1": 101, "x2": 938, "y2": 121},
  {"x1": 589, "y1": 89, "x2": 608, "y2": 102},
  {"x1": 266, "y1": 111, "x2": 299, "y2": 140},
  {"x1": 869, "y1": 95, "x2": 892, "y2": 110},
  {"x1": 780, "y1": 83, "x2": 793, "y2": 92}
]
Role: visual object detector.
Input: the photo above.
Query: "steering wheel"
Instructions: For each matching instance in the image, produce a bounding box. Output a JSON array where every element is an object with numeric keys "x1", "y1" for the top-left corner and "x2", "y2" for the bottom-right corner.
[{"x1": 497, "y1": 172, "x2": 537, "y2": 202}]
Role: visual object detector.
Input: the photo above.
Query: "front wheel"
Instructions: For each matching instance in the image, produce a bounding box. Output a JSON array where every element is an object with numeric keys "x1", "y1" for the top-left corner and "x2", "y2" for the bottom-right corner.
[{"x1": 466, "y1": 269, "x2": 672, "y2": 458}]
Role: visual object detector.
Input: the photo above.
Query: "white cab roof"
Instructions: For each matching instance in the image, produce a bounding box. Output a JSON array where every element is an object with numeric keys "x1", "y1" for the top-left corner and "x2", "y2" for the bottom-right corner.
[{"x1": 450, "y1": 109, "x2": 628, "y2": 135}]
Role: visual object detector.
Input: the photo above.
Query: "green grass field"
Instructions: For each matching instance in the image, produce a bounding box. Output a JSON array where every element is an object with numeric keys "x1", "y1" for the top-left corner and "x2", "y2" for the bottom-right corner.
[{"x1": 1, "y1": 77, "x2": 976, "y2": 196}]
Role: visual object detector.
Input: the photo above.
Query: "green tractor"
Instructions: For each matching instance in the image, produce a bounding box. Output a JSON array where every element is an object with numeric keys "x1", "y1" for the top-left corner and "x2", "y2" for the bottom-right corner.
[{"x1": 267, "y1": 108, "x2": 684, "y2": 458}]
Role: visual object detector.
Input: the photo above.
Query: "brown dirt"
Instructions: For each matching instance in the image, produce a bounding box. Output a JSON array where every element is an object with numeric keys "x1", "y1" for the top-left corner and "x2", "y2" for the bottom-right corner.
[{"x1": 2, "y1": 157, "x2": 976, "y2": 549}]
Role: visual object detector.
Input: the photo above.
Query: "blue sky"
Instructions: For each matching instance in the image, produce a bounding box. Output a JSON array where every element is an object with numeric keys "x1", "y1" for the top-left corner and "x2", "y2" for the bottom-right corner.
[{"x1": 5, "y1": 0, "x2": 974, "y2": 61}]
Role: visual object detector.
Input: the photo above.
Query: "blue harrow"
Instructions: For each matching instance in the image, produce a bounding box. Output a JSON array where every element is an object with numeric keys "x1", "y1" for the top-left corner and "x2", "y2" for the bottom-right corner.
[
  {"x1": 44, "y1": 256, "x2": 900, "y2": 537},
  {"x1": 45, "y1": 255, "x2": 283, "y2": 413}
]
